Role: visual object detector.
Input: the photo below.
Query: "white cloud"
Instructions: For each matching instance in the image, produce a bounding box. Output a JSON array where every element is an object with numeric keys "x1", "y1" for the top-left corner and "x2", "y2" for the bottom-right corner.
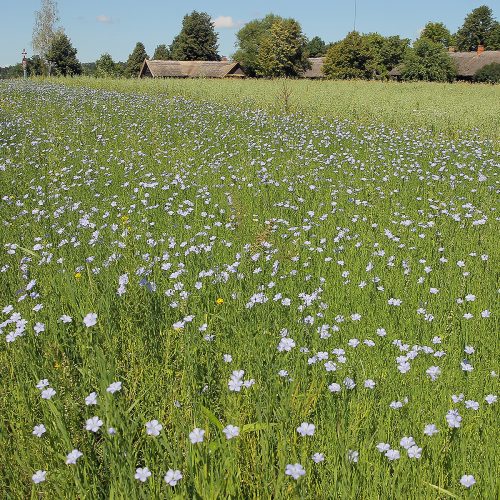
[
  {"x1": 96, "y1": 15, "x2": 112, "y2": 24},
  {"x1": 212, "y1": 16, "x2": 242, "y2": 29}
]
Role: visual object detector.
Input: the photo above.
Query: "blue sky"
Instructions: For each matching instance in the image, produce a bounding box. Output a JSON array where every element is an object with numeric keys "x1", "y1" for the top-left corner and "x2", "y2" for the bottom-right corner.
[{"x1": 1, "y1": 1, "x2": 496, "y2": 66}]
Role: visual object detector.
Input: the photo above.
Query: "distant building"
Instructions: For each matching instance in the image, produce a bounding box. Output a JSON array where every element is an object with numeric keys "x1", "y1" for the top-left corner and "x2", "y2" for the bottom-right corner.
[
  {"x1": 139, "y1": 59, "x2": 245, "y2": 78},
  {"x1": 389, "y1": 47, "x2": 500, "y2": 81},
  {"x1": 303, "y1": 58, "x2": 326, "y2": 78}
]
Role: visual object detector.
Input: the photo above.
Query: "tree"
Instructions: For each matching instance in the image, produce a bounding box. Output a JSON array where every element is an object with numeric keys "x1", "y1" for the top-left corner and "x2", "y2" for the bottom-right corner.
[
  {"x1": 306, "y1": 36, "x2": 327, "y2": 57},
  {"x1": 95, "y1": 53, "x2": 119, "y2": 78},
  {"x1": 323, "y1": 31, "x2": 377, "y2": 79},
  {"x1": 153, "y1": 44, "x2": 170, "y2": 60},
  {"x1": 32, "y1": 0, "x2": 60, "y2": 75},
  {"x1": 256, "y1": 18, "x2": 310, "y2": 77},
  {"x1": 46, "y1": 32, "x2": 82, "y2": 76},
  {"x1": 485, "y1": 22, "x2": 500, "y2": 50},
  {"x1": 420, "y1": 22, "x2": 454, "y2": 47},
  {"x1": 474, "y1": 62, "x2": 500, "y2": 83},
  {"x1": 170, "y1": 11, "x2": 220, "y2": 61},
  {"x1": 455, "y1": 5, "x2": 497, "y2": 51},
  {"x1": 29, "y1": 55, "x2": 46, "y2": 76},
  {"x1": 233, "y1": 14, "x2": 283, "y2": 76},
  {"x1": 125, "y1": 42, "x2": 148, "y2": 77},
  {"x1": 401, "y1": 38, "x2": 456, "y2": 82}
]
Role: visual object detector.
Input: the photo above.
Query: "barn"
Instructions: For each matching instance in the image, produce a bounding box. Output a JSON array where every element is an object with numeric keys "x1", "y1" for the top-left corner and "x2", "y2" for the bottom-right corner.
[
  {"x1": 303, "y1": 58, "x2": 326, "y2": 78},
  {"x1": 389, "y1": 47, "x2": 500, "y2": 81},
  {"x1": 138, "y1": 59, "x2": 245, "y2": 79}
]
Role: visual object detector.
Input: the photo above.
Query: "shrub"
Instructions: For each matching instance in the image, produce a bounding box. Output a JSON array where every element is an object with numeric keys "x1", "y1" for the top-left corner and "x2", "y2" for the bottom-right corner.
[{"x1": 474, "y1": 62, "x2": 500, "y2": 83}]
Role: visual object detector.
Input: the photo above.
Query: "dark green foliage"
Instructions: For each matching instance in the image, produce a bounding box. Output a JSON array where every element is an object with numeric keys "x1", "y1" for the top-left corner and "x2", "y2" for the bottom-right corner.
[
  {"x1": 306, "y1": 36, "x2": 327, "y2": 57},
  {"x1": 153, "y1": 44, "x2": 170, "y2": 60},
  {"x1": 46, "y1": 32, "x2": 82, "y2": 76},
  {"x1": 170, "y1": 11, "x2": 220, "y2": 61},
  {"x1": 401, "y1": 38, "x2": 457, "y2": 82},
  {"x1": 256, "y1": 18, "x2": 310, "y2": 77},
  {"x1": 420, "y1": 22, "x2": 454, "y2": 47},
  {"x1": 323, "y1": 32, "x2": 408, "y2": 80},
  {"x1": 81, "y1": 62, "x2": 96, "y2": 76},
  {"x1": 233, "y1": 14, "x2": 283, "y2": 76},
  {"x1": 125, "y1": 42, "x2": 148, "y2": 77},
  {"x1": 455, "y1": 5, "x2": 498, "y2": 51},
  {"x1": 485, "y1": 22, "x2": 500, "y2": 50},
  {"x1": 474, "y1": 62, "x2": 500, "y2": 83},
  {"x1": 95, "y1": 53, "x2": 120, "y2": 78}
]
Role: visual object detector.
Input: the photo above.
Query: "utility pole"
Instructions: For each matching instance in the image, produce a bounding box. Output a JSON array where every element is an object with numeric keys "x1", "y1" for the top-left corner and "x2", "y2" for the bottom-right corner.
[
  {"x1": 354, "y1": 0, "x2": 357, "y2": 32},
  {"x1": 22, "y1": 49, "x2": 28, "y2": 79}
]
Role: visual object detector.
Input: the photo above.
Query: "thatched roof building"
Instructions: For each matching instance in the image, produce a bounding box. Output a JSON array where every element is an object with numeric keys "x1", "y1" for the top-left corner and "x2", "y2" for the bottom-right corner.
[
  {"x1": 389, "y1": 49, "x2": 500, "y2": 80},
  {"x1": 139, "y1": 59, "x2": 245, "y2": 78},
  {"x1": 303, "y1": 58, "x2": 325, "y2": 78}
]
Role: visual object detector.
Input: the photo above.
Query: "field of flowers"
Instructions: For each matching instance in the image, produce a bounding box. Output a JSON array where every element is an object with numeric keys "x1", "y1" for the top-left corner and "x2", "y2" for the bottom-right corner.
[{"x1": 0, "y1": 80, "x2": 498, "y2": 499}]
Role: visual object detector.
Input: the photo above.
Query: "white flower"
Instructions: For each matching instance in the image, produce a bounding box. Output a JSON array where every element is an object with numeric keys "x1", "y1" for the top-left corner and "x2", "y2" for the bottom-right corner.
[
  {"x1": 376, "y1": 442, "x2": 390, "y2": 452},
  {"x1": 83, "y1": 312, "x2": 97, "y2": 327},
  {"x1": 32, "y1": 424, "x2": 46, "y2": 438},
  {"x1": 223, "y1": 424, "x2": 240, "y2": 440},
  {"x1": 59, "y1": 314, "x2": 72, "y2": 323},
  {"x1": 424, "y1": 424, "x2": 439, "y2": 436},
  {"x1": 297, "y1": 422, "x2": 315, "y2": 437},
  {"x1": 460, "y1": 475, "x2": 476, "y2": 488},
  {"x1": 364, "y1": 379, "x2": 376, "y2": 389},
  {"x1": 385, "y1": 449, "x2": 400, "y2": 460},
  {"x1": 41, "y1": 388, "x2": 56, "y2": 400},
  {"x1": 407, "y1": 445, "x2": 422, "y2": 459},
  {"x1": 65, "y1": 449, "x2": 83, "y2": 465},
  {"x1": 145, "y1": 420, "x2": 163, "y2": 436},
  {"x1": 446, "y1": 409, "x2": 462, "y2": 428},
  {"x1": 464, "y1": 400, "x2": 479, "y2": 410},
  {"x1": 481, "y1": 310, "x2": 490, "y2": 318},
  {"x1": 32, "y1": 470, "x2": 47, "y2": 484},
  {"x1": 485, "y1": 394, "x2": 497, "y2": 404},
  {"x1": 36, "y1": 379, "x2": 49, "y2": 390},
  {"x1": 348, "y1": 450, "x2": 359, "y2": 463},
  {"x1": 164, "y1": 469, "x2": 182, "y2": 486},
  {"x1": 135, "y1": 467, "x2": 151, "y2": 482},
  {"x1": 312, "y1": 452, "x2": 325, "y2": 463},
  {"x1": 107, "y1": 427, "x2": 116, "y2": 435},
  {"x1": 285, "y1": 463, "x2": 305, "y2": 480},
  {"x1": 223, "y1": 354, "x2": 232, "y2": 363},
  {"x1": 426, "y1": 366, "x2": 441, "y2": 381},
  {"x1": 106, "y1": 381, "x2": 122, "y2": 394},
  {"x1": 189, "y1": 427, "x2": 205, "y2": 444},
  {"x1": 343, "y1": 377, "x2": 356, "y2": 389},
  {"x1": 85, "y1": 392, "x2": 98, "y2": 405},
  {"x1": 328, "y1": 383, "x2": 341, "y2": 393},
  {"x1": 400, "y1": 436, "x2": 415, "y2": 449},
  {"x1": 85, "y1": 416, "x2": 103, "y2": 432},
  {"x1": 277, "y1": 337, "x2": 295, "y2": 352}
]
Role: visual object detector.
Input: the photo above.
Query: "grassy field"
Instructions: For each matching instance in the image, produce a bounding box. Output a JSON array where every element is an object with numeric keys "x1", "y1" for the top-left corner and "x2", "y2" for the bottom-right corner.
[
  {"x1": 0, "y1": 79, "x2": 499, "y2": 499},
  {"x1": 54, "y1": 76, "x2": 500, "y2": 141}
]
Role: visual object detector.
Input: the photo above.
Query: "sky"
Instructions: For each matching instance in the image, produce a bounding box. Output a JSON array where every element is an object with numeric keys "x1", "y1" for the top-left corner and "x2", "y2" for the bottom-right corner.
[{"x1": 0, "y1": 1, "x2": 497, "y2": 66}]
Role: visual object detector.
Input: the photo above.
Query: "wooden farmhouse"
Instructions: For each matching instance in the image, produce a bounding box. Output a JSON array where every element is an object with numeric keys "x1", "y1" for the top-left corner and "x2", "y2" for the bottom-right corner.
[
  {"x1": 389, "y1": 47, "x2": 500, "y2": 80},
  {"x1": 139, "y1": 59, "x2": 245, "y2": 78}
]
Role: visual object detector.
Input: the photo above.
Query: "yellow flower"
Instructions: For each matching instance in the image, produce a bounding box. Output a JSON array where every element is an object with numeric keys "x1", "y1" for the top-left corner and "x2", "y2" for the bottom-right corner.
[
  {"x1": 216, "y1": 298, "x2": 224, "y2": 305},
  {"x1": 74, "y1": 272, "x2": 82, "y2": 279},
  {"x1": 121, "y1": 215, "x2": 129, "y2": 224}
]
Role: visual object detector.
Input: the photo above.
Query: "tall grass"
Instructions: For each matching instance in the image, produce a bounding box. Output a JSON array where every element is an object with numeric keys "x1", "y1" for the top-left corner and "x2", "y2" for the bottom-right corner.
[{"x1": 0, "y1": 80, "x2": 498, "y2": 498}]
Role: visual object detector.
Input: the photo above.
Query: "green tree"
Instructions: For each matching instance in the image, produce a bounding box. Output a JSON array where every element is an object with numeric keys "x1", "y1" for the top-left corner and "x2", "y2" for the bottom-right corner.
[
  {"x1": 306, "y1": 36, "x2": 327, "y2": 57},
  {"x1": 28, "y1": 55, "x2": 46, "y2": 76},
  {"x1": 256, "y1": 18, "x2": 310, "y2": 77},
  {"x1": 485, "y1": 22, "x2": 500, "y2": 50},
  {"x1": 153, "y1": 44, "x2": 170, "y2": 60},
  {"x1": 32, "y1": 0, "x2": 60, "y2": 74},
  {"x1": 125, "y1": 42, "x2": 149, "y2": 77},
  {"x1": 323, "y1": 31, "x2": 376, "y2": 79},
  {"x1": 474, "y1": 62, "x2": 500, "y2": 83},
  {"x1": 401, "y1": 38, "x2": 456, "y2": 82},
  {"x1": 170, "y1": 11, "x2": 220, "y2": 61},
  {"x1": 455, "y1": 5, "x2": 497, "y2": 51},
  {"x1": 233, "y1": 14, "x2": 283, "y2": 76},
  {"x1": 420, "y1": 22, "x2": 454, "y2": 47},
  {"x1": 95, "y1": 53, "x2": 119, "y2": 78},
  {"x1": 46, "y1": 31, "x2": 82, "y2": 76}
]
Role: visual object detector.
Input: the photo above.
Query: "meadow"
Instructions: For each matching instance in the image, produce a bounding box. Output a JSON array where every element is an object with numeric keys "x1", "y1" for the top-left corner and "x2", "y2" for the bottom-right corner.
[{"x1": 0, "y1": 79, "x2": 498, "y2": 499}]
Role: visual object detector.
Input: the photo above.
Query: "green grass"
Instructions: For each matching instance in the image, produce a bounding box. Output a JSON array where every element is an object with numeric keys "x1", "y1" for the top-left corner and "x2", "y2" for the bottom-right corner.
[
  {"x1": 48, "y1": 75, "x2": 500, "y2": 141},
  {"x1": 0, "y1": 79, "x2": 498, "y2": 499}
]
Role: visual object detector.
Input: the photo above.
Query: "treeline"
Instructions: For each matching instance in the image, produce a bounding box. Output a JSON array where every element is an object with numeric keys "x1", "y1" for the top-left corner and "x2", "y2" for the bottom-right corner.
[{"x1": 2, "y1": 4, "x2": 499, "y2": 82}]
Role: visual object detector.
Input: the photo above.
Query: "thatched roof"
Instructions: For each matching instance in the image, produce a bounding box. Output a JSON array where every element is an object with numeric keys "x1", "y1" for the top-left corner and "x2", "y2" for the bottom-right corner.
[
  {"x1": 303, "y1": 58, "x2": 325, "y2": 78},
  {"x1": 389, "y1": 50, "x2": 500, "y2": 77},
  {"x1": 139, "y1": 59, "x2": 245, "y2": 78}
]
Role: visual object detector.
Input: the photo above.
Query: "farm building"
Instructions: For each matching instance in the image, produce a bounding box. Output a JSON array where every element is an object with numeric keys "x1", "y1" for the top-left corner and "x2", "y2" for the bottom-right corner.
[
  {"x1": 303, "y1": 58, "x2": 326, "y2": 78},
  {"x1": 139, "y1": 59, "x2": 245, "y2": 78},
  {"x1": 389, "y1": 47, "x2": 500, "y2": 80}
]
